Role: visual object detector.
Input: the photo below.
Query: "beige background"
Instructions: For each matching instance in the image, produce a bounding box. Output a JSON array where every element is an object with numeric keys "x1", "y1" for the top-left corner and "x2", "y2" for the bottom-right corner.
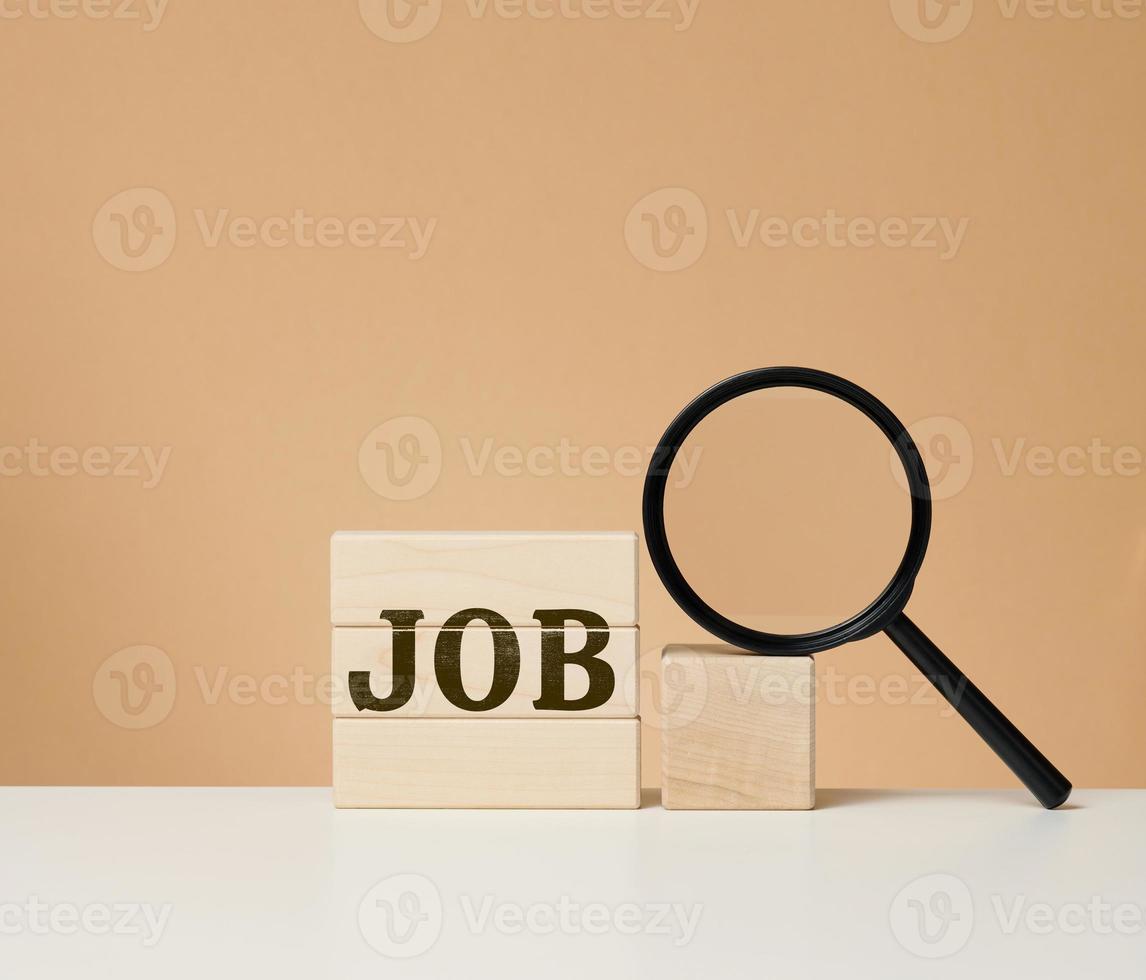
[{"x1": 1, "y1": 1, "x2": 1144, "y2": 789}]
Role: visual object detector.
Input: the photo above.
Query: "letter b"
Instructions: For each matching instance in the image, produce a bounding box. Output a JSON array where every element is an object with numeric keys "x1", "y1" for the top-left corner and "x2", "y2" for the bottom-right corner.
[{"x1": 531, "y1": 609, "x2": 615, "y2": 711}]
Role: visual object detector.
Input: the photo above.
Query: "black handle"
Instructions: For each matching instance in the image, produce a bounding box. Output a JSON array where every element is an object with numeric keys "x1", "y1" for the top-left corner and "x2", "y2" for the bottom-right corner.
[{"x1": 884, "y1": 613, "x2": 1072, "y2": 809}]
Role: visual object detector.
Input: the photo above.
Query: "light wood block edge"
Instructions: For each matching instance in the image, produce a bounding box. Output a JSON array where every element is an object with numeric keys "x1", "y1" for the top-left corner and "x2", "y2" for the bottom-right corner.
[
  {"x1": 330, "y1": 531, "x2": 639, "y2": 626},
  {"x1": 333, "y1": 718, "x2": 641, "y2": 809}
]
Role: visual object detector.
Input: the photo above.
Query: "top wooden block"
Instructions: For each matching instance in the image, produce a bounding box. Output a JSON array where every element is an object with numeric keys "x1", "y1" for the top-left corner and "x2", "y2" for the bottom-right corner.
[{"x1": 330, "y1": 531, "x2": 638, "y2": 626}]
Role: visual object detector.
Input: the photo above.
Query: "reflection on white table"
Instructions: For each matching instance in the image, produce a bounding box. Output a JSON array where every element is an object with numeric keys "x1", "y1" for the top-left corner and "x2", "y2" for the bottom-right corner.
[{"x1": 0, "y1": 788, "x2": 1142, "y2": 978}]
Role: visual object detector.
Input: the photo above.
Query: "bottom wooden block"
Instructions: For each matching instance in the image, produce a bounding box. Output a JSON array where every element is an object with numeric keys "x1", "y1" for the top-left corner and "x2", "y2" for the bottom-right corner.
[
  {"x1": 661, "y1": 645, "x2": 814, "y2": 810},
  {"x1": 333, "y1": 718, "x2": 641, "y2": 809}
]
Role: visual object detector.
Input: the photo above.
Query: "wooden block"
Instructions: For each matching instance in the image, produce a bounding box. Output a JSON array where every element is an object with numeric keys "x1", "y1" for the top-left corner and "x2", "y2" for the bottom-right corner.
[
  {"x1": 661, "y1": 645, "x2": 814, "y2": 810},
  {"x1": 330, "y1": 531, "x2": 638, "y2": 626},
  {"x1": 331, "y1": 625, "x2": 639, "y2": 717},
  {"x1": 333, "y1": 718, "x2": 641, "y2": 808}
]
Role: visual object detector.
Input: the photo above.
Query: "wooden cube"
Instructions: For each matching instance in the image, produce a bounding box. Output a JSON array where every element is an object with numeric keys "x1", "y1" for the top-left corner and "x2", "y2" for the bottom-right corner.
[
  {"x1": 331, "y1": 625, "x2": 639, "y2": 718},
  {"x1": 333, "y1": 718, "x2": 641, "y2": 808},
  {"x1": 661, "y1": 645, "x2": 814, "y2": 810},
  {"x1": 331, "y1": 531, "x2": 638, "y2": 626}
]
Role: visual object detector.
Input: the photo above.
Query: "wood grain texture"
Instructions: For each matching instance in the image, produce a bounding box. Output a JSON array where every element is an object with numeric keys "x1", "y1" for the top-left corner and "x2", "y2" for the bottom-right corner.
[
  {"x1": 333, "y1": 718, "x2": 641, "y2": 809},
  {"x1": 330, "y1": 531, "x2": 638, "y2": 626},
  {"x1": 331, "y1": 625, "x2": 639, "y2": 717},
  {"x1": 661, "y1": 645, "x2": 814, "y2": 810}
]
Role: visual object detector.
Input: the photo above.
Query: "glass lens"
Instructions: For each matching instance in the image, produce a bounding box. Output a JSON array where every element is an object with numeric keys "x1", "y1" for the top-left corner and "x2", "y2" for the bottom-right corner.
[{"x1": 661, "y1": 387, "x2": 912, "y2": 635}]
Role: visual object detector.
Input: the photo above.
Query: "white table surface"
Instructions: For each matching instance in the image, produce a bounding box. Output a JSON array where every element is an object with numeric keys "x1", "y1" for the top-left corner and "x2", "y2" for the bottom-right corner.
[{"x1": 1, "y1": 787, "x2": 1142, "y2": 978}]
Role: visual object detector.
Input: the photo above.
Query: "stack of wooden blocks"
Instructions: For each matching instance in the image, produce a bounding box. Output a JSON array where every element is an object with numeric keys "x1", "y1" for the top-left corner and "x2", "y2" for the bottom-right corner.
[{"x1": 330, "y1": 531, "x2": 641, "y2": 808}]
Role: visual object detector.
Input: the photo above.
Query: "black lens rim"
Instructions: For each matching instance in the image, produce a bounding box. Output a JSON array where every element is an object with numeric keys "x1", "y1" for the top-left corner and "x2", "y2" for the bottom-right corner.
[{"x1": 642, "y1": 366, "x2": 933, "y2": 656}]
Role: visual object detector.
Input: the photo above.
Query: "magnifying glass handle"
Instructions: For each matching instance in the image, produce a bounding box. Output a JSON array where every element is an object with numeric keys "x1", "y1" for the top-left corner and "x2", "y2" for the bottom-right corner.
[{"x1": 884, "y1": 613, "x2": 1072, "y2": 810}]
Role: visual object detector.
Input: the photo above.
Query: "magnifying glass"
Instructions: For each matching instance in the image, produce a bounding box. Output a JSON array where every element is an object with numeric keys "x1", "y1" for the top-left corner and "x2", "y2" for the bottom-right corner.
[{"x1": 642, "y1": 366, "x2": 1072, "y2": 809}]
